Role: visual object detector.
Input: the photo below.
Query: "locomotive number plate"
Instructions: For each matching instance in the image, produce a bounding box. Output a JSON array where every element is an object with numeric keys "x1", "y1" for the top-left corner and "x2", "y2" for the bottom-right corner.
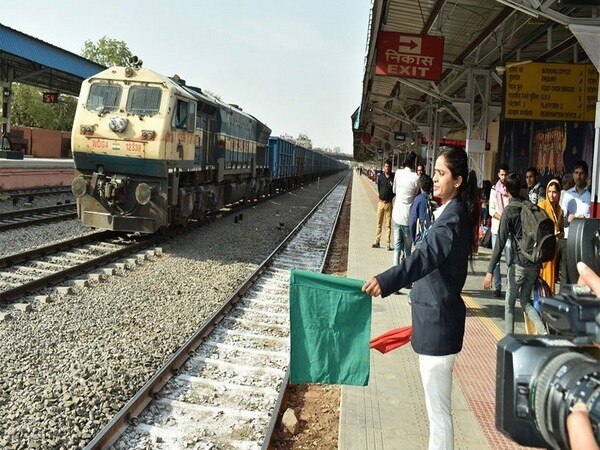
[
  {"x1": 91, "y1": 139, "x2": 109, "y2": 149},
  {"x1": 126, "y1": 142, "x2": 143, "y2": 152}
]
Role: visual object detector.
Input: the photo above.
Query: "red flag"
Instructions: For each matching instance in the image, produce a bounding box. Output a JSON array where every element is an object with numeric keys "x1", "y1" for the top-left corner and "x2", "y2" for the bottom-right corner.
[{"x1": 370, "y1": 326, "x2": 413, "y2": 354}]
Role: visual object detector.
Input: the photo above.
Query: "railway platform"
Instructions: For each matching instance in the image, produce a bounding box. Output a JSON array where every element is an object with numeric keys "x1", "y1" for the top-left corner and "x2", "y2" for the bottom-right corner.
[
  {"x1": 339, "y1": 172, "x2": 531, "y2": 450},
  {"x1": 0, "y1": 157, "x2": 74, "y2": 190}
]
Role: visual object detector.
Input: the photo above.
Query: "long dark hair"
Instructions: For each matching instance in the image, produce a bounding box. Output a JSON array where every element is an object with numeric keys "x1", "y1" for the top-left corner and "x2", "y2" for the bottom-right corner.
[{"x1": 440, "y1": 147, "x2": 480, "y2": 252}]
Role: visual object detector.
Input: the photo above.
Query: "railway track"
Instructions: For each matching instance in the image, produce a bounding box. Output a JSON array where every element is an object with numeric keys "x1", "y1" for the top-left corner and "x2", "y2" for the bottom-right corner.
[
  {"x1": 86, "y1": 175, "x2": 349, "y2": 449},
  {"x1": 0, "y1": 232, "x2": 160, "y2": 306},
  {"x1": 4, "y1": 186, "x2": 72, "y2": 199},
  {"x1": 0, "y1": 177, "x2": 338, "y2": 308},
  {"x1": 0, "y1": 203, "x2": 77, "y2": 230}
]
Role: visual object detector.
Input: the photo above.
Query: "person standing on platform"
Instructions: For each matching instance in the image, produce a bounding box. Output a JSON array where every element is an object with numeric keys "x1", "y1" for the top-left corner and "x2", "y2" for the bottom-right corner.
[
  {"x1": 538, "y1": 179, "x2": 564, "y2": 293},
  {"x1": 483, "y1": 172, "x2": 547, "y2": 335},
  {"x1": 417, "y1": 163, "x2": 425, "y2": 177},
  {"x1": 372, "y1": 160, "x2": 395, "y2": 250},
  {"x1": 481, "y1": 180, "x2": 492, "y2": 227},
  {"x1": 561, "y1": 160, "x2": 591, "y2": 232},
  {"x1": 526, "y1": 167, "x2": 545, "y2": 204},
  {"x1": 489, "y1": 163, "x2": 511, "y2": 298},
  {"x1": 409, "y1": 175, "x2": 434, "y2": 247},
  {"x1": 363, "y1": 147, "x2": 480, "y2": 450},
  {"x1": 391, "y1": 152, "x2": 419, "y2": 265},
  {"x1": 557, "y1": 160, "x2": 591, "y2": 285}
]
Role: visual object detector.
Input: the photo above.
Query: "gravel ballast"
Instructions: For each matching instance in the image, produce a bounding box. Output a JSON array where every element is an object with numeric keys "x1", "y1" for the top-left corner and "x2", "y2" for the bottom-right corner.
[
  {"x1": 0, "y1": 219, "x2": 94, "y2": 258},
  {"x1": 0, "y1": 173, "x2": 346, "y2": 449}
]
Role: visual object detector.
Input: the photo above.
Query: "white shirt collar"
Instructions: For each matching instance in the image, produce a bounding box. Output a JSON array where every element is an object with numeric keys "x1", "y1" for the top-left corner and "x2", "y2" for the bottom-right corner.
[
  {"x1": 433, "y1": 198, "x2": 452, "y2": 220},
  {"x1": 567, "y1": 185, "x2": 591, "y2": 196}
]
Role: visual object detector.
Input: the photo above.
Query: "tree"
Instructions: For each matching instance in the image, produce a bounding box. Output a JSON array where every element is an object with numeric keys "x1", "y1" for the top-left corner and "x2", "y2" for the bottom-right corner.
[
  {"x1": 10, "y1": 83, "x2": 77, "y2": 131},
  {"x1": 81, "y1": 36, "x2": 134, "y2": 67}
]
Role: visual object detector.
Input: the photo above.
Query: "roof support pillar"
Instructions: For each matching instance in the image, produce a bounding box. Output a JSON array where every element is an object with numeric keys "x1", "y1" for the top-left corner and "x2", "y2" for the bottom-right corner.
[
  {"x1": 0, "y1": 64, "x2": 14, "y2": 152},
  {"x1": 424, "y1": 103, "x2": 435, "y2": 176},
  {"x1": 432, "y1": 107, "x2": 442, "y2": 174},
  {"x1": 460, "y1": 70, "x2": 492, "y2": 185}
]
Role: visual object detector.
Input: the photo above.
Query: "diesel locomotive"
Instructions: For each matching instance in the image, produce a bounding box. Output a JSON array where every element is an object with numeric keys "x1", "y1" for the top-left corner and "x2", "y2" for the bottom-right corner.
[{"x1": 70, "y1": 61, "x2": 344, "y2": 233}]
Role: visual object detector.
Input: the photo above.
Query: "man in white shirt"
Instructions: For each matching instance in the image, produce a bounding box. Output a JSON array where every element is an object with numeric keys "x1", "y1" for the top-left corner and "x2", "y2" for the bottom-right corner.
[
  {"x1": 557, "y1": 160, "x2": 591, "y2": 285},
  {"x1": 489, "y1": 164, "x2": 511, "y2": 298},
  {"x1": 392, "y1": 152, "x2": 419, "y2": 266},
  {"x1": 560, "y1": 160, "x2": 591, "y2": 238}
]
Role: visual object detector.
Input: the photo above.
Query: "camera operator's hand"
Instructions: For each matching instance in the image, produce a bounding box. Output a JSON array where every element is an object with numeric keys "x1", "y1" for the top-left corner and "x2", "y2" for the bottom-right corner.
[
  {"x1": 577, "y1": 262, "x2": 600, "y2": 298},
  {"x1": 362, "y1": 277, "x2": 382, "y2": 297},
  {"x1": 483, "y1": 273, "x2": 493, "y2": 290},
  {"x1": 567, "y1": 402, "x2": 599, "y2": 450}
]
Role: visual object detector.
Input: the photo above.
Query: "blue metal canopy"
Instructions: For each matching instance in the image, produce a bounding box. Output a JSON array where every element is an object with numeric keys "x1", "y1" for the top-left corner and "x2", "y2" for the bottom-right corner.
[{"x1": 0, "y1": 22, "x2": 105, "y2": 95}]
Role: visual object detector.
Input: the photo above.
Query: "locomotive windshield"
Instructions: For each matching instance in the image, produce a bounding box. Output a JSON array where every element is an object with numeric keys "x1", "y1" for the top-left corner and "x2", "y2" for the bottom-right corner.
[
  {"x1": 86, "y1": 83, "x2": 121, "y2": 112},
  {"x1": 126, "y1": 86, "x2": 162, "y2": 116}
]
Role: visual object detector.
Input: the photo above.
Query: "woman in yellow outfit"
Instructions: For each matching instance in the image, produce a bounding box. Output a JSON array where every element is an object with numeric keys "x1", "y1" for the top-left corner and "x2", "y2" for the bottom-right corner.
[{"x1": 538, "y1": 179, "x2": 564, "y2": 293}]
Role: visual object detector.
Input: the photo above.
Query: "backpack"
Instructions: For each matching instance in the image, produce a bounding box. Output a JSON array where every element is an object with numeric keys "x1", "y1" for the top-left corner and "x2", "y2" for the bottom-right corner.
[
  {"x1": 481, "y1": 227, "x2": 492, "y2": 248},
  {"x1": 511, "y1": 199, "x2": 556, "y2": 264}
]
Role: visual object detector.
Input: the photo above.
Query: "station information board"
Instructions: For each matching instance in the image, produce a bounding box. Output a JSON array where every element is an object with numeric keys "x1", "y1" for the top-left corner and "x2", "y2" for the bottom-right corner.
[{"x1": 503, "y1": 62, "x2": 598, "y2": 122}]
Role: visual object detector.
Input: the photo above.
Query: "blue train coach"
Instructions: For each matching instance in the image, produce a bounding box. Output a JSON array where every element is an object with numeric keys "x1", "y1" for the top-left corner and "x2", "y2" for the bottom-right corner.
[{"x1": 267, "y1": 136, "x2": 346, "y2": 190}]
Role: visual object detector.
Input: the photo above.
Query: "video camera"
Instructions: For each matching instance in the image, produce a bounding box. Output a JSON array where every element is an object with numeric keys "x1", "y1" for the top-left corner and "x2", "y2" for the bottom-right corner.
[{"x1": 496, "y1": 218, "x2": 600, "y2": 449}]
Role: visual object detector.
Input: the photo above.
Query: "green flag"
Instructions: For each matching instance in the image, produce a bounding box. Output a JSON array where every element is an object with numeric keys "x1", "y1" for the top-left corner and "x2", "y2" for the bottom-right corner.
[{"x1": 289, "y1": 269, "x2": 371, "y2": 386}]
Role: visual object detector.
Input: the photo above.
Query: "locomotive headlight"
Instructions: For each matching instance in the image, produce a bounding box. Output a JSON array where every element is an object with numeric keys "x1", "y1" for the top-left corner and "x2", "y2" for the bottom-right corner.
[
  {"x1": 71, "y1": 176, "x2": 88, "y2": 198},
  {"x1": 80, "y1": 125, "x2": 93, "y2": 135},
  {"x1": 135, "y1": 183, "x2": 152, "y2": 205},
  {"x1": 108, "y1": 116, "x2": 128, "y2": 133},
  {"x1": 125, "y1": 67, "x2": 133, "y2": 77}
]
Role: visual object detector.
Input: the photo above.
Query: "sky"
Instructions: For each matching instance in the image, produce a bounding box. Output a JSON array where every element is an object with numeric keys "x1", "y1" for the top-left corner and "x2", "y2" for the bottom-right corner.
[{"x1": 2, "y1": 0, "x2": 370, "y2": 154}]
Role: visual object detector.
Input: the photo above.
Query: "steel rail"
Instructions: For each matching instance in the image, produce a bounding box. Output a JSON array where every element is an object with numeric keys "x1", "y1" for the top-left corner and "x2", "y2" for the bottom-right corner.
[
  {"x1": 0, "y1": 231, "x2": 112, "y2": 269},
  {"x1": 0, "y1": 174, "x2": 342, "y2": 306},
  {"x1": 261, "y1": 173, "x2": 351, "y2": 449},
  {"x1": 0, "y1": 235, "x2": 158, "y2": 305},
  {"x1": 85, "y1": 175, "x2": 348, "y2": 450},
  {"x1": 0, "y1": 204, "x2": 77, "y2": 230},
  {"x1": 5, "y1": 187, "x2": 72, "y2": 199}
]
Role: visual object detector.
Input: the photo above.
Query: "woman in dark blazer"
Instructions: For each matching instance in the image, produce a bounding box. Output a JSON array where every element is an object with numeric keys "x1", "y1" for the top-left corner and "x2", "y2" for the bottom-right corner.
[{"x1": 363, "y1": 147, "x2": 479, "y2": 450}]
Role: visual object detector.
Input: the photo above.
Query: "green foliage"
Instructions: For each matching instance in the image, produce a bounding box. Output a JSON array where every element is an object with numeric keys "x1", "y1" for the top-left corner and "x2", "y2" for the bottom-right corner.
[
  {"x1": 10, "y1": 84, "x2": 77, "y2": 131},
  {"x1": 81, "y1": 36, "x2": 133, "y2": 67}
]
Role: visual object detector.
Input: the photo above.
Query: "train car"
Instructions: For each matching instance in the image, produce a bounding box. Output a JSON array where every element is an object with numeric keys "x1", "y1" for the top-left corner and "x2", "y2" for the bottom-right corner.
[
  {"x1": 71, "y1": 63, "x2": 271, "y2": 233},
  {"x1": 71, "y1": 62, "x2": 345, "y2": 234},
  {"x1": 267, "y1": 136, "x2": 345, "y2": 190},
  {"x1": 267, "y1": 137, "x2": 294, "y2": 187}
]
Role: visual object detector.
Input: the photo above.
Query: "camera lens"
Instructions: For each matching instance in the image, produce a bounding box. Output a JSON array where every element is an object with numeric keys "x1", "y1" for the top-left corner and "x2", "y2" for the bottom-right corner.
[
  {"x1": 566, "y1": 219, "x2": 600, "y2": 284},
  {"x1": 531, "y1": 351, "x2": 600, "y2": 449}
]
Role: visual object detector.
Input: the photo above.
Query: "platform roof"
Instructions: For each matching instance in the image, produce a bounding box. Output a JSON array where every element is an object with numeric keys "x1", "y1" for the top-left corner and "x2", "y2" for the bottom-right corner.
[
  {"x1": 0, "y1": 23, "x2": 105, "y2": 96},
  {"x1": 354, "y1": 0, "x2": 600, "y2": 162}
]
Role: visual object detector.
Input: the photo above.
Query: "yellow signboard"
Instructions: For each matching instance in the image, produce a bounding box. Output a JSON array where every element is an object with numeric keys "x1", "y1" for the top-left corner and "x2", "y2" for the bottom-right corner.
[{"x1": 503, "y1": 62, "x2": 597, "y2": 122}]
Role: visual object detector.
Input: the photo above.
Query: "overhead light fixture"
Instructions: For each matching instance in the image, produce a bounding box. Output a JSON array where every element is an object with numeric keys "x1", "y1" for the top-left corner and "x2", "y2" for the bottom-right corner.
[
  {"x1": 495, "y1": 59, "x2": 533, "y2": 74},
  {"x1": 495, "y1": 0, "x2": 539, "y2": 18},
  {"x1": 506, "y1": 60, "x2": 533, "y2": 68}
]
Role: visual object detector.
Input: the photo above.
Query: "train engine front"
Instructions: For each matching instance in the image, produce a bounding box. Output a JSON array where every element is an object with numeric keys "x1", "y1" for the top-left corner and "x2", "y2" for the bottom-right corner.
[{"x1": 71, "y1": 62, "x2": 201, "y2": 233}]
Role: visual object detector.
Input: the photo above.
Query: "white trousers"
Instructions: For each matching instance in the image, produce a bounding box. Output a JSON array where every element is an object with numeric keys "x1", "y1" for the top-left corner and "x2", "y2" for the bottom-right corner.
[{"x1": 418, "y1": 353, "x2": 457, "y2": 450}]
